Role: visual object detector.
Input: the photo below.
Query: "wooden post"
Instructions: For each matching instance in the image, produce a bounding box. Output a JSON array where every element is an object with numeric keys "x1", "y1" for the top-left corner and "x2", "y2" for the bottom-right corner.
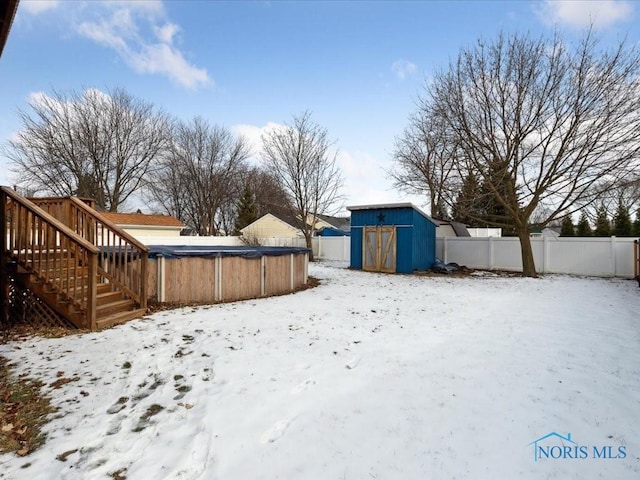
[
  {"x1": 140, "y1": 250, "x2": 148, "y2": 309},
  {"x1": 260, "y1": 255, "x2": 266, "y2": 296},
  {"x1": 88, "y1": 253, "x2": 98, "y2": 330},
  {"x1": 1, "y1": 190, "x2": 7, "y2": 326},
  {"x1": 157, "y1": 255, "x2": 165, "y2": 303}
]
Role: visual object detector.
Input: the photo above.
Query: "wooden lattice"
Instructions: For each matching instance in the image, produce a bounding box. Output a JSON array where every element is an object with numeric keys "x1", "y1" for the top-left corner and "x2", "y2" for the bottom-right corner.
[{"x1": 3, "y1": 277, "x2": 76, "y2": 331}]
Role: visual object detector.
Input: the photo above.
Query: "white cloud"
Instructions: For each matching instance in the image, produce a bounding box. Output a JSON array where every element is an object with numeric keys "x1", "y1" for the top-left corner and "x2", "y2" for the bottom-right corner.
[
  {"x1": 76, "y1": 4, "x2": 211, "y2": 90},
  {"x1": 20, "y1": 0, "x2": 60, "y2": 15},
  {"x1": 232, "y1": 122, "x2": 286, "y2": 161},
  {"x1": 535, "y1": 0, "x2": 634, "y2": 29},
  {"x1": 24, "y1": 2, "x2": 211, "y2": 90},
  {"x1": 154, "y1": 22, "x2": 180, "y2": 44},
  {"x1": 391, "y1": 59, "x2": 417, "y2": 80}
]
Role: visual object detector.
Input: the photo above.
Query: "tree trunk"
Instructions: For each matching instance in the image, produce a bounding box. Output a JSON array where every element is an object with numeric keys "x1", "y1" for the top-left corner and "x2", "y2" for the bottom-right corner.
[
  {"x1": 517, "y1": 227, "x2": 537, "y2": 277},
  {"x1": 304, "y1": 232, "x2": 315, "y2": 262}
]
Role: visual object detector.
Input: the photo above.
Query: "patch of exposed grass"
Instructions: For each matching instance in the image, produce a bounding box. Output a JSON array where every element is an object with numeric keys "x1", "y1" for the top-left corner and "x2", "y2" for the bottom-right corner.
[
  {"x1": 49, "y1": 376, "x2": 80, "y2": 389},
  {"x1": 0, "y1": 356, "x2": 57, "y2": 456},
  {"x1": 131, "y1": 403, "x2": 164, "y2": 433},
  {"x1": 109, "y1": 467, "x2": 128, "y2": 479},
  {"x1": 141, "y1": 404, "x2": 164, "y2": 421},
  {"x1": 56, "y1": 448, "x2": 78, "y2": 462}
]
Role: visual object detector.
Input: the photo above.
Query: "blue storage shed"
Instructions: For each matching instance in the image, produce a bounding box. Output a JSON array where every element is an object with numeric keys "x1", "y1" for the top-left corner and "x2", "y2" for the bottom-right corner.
[{"x1": 347, "y1": 203, "x2": 437, "y2": 273}]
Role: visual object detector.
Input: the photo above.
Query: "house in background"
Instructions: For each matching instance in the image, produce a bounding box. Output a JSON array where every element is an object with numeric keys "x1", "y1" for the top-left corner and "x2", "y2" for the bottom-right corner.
[
  {"x1": 241, "y1": 212, "x2": 306, "y2": 239},
  {"x1": 101, "y1": 212, "x2": 185, "y2": 239},
  {"x1": 313, "y1": 214, "x2": 351, "y2": 237},
  {"x1": 530, "y1": 226, "x2": 561, "y2": 238},
  {"x1": 242, "y1": 212, "x2": 351, "y2": 239}
]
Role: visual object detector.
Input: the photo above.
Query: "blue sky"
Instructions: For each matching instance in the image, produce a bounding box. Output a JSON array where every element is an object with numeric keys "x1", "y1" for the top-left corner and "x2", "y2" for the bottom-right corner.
[{"x1": 1, "y1": 0, "x2": 638, "y2": 213}]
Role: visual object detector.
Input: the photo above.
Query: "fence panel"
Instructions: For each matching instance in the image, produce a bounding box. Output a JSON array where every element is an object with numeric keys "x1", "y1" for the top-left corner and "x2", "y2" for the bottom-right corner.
[{"x1": 438, "y1": 236, "x2": 637, "y2": 278}]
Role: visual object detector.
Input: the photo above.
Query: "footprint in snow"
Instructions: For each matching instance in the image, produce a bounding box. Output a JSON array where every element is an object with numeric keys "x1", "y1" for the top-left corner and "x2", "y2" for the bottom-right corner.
[
  {"x1": 261, "y1": 419, "x2": 292, "y2": 444},
  {"x1": 291, "y1": 378, "x2": 315, "y2": 394}
]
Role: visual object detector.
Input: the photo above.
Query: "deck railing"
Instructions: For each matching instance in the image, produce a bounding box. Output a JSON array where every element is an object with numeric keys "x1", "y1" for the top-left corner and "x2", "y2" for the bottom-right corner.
[
  {"x1": 1, "y1": 187, "x2": 99, "y2": 328},
  {"x1": 30, "y1": 196, "x2": 148, "y2": 310}
]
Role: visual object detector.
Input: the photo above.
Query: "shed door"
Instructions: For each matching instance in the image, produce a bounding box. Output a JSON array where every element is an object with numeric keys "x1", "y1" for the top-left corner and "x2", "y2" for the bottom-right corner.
[{"x1": 363, "y1": 226, "x2": 396, "y2": 273}]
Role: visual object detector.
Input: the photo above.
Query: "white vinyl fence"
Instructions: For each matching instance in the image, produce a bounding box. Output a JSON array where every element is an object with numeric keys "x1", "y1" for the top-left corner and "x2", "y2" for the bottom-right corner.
[
  {"x1": 131, "y1": 234, "x2": 638, "y2": 278},
  {"x1": 438, "y1": 236, "x2": 637, "y2": 278}
]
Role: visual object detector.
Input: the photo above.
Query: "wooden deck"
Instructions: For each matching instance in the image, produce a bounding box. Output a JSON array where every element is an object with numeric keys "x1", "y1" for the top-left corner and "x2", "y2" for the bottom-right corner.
[{"x1": 1, "y1": 188, "x2": 148, "y2": 330}]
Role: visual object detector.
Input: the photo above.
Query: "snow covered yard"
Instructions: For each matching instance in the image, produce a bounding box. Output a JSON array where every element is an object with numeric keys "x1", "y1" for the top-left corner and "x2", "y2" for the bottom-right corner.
[{"x1": 1, "y1": 262, "x2": 639, "y2": 480}]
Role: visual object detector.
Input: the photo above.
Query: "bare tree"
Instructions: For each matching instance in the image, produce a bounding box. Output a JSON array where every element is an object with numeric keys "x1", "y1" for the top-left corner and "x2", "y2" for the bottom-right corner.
[
  {"x1": 420, "y1": 31, "x2": 640, "y2": 276},
  {"x1": 389, "y1": 110, "x2": 459, "y2": 219},
  {"x1": 242, "y1": 166, "x2": 293, "y2": 218},
  {"x1": 3, "y1": 88, "x2": 171, "y2": 211},
  {"x1": 146, "y1": 117, "x2": 250, "y2": 235},
  {"x1": 261, "y1": 111, "x2": 344, "y2": 260}
]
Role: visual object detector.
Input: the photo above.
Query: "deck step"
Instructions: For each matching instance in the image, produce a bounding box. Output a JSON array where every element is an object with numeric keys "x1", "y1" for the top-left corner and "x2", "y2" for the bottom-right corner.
[
  {"x1": 96, "y1": 298, "x2": 136, "y2": 318},
  {"x1": 97, "y1": 290, "x2": 124, "y2": 306},
  {"x1": 97, "y1": 283, "x2": 113, "y2": 294},
  {"x1": 96, "y1": 308, "x2": 147, "y2": 330}
]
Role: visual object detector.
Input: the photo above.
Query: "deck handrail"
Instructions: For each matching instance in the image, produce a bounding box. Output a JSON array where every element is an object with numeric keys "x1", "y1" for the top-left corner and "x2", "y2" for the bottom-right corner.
[
  {"x1": 29, "y1": 195, "x2": 148, "y2": 311},
  {"x1": 68, "y1": 197, "x2": 148, "y2": 310},
  {"x1": 1, "y1": 186, "x2": 99, "y2": 328}
]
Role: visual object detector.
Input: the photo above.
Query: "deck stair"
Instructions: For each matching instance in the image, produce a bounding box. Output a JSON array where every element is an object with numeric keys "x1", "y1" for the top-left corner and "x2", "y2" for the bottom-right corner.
[{"x1": 1, "y1": 187, "x2": 148, "y2": 330}]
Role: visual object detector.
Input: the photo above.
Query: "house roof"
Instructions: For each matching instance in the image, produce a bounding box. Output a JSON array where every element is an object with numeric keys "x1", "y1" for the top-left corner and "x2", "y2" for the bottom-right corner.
[
  {"x1": 101, "y1": 212, "x2": 184, "y2": 228},
  {"x1": 317, "y1": 214, "x2": 350, "y2": 231},
  {"x1": 0, "y1": 0, "x2": 19, "y2": 58},
  {"x1": 270, "y1": 212, "x2": 307, "y2": 231},
  {"x1": 240, "y1": 212, "x2": 304, "y2": 234}
]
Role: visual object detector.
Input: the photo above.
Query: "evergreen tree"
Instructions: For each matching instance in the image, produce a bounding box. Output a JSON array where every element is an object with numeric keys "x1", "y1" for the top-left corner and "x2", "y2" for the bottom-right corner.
[
  {"x1": 593, "y1": 206, "x2": 611, "y2": 236},
  {"x1": 233, "y1": 185, "x2": 258, "y2": 235},
  {"x1": 613, "y1": 200, "x2": 633, "y2": 236},
  {"x1": 480, "y1": 160, "x2": 517, "y2": 236},
  {"x1": 576, "y1": 211, "x2": 592, "y2": 236},
  {"x1": 633, "y1": 208, "x2": 640, "y2": 237},
  {"x1": 560, "y1": 215, "x2": 575, "y2": 236},
  {"x1": 451, "y1": 172, "x2": 482, "y2": 225}
]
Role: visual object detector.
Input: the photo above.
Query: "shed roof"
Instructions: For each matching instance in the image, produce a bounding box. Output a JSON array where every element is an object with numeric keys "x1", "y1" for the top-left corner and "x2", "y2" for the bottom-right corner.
[
  {"x1": 347, "y1": 202, "x2": 437, "y2": 226},
  {"x1": 101, "y1": 212, "x2": 184, "y2": 228}
]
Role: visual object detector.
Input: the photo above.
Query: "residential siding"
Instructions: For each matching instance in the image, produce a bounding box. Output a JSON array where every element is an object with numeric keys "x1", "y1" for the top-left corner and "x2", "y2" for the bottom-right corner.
[{"x1": 242, "y1": 214, "x2": 301, "y2": 238}]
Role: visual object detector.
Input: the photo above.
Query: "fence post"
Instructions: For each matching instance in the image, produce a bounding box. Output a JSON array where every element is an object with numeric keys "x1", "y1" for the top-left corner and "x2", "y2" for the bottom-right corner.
[
  {"x1": 317, "y1": 235, "x2": 322, "y2": 259},
  {"x1": 488, "y1": 237, "x2": 494, "y2": 270},
  {"x1": 261, "y1": 255, "x2": 266, "y2": 296},
  {"x1": 611, "y1": 236, "x2": 617, "y2": 277},
  {"x1": 344, "y1": 236, "x2": 349, "y2": 262},
  {"x1": 290, "y1": 253, "x2": 294, "y2": 290},
  {"x1": 157, "y1": 255, "x2": 166, "y2": 302},
  {"x1": 543, "y1": 235, "x2": 549, "y2": 274},
  {"x1": 443, "y1": 236, "x2": 448, "y2": 263}
]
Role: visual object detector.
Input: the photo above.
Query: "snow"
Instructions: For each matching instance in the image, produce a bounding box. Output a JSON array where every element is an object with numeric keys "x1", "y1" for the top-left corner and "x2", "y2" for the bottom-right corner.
[{"x1": 1, "y1": 262, "x2": 640, "y2": 479}]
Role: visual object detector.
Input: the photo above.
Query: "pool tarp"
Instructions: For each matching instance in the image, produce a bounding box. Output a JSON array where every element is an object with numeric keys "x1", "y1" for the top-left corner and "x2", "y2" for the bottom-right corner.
[{"x1": 143, "y1": 245, "x2": 311, "y2": 260}]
